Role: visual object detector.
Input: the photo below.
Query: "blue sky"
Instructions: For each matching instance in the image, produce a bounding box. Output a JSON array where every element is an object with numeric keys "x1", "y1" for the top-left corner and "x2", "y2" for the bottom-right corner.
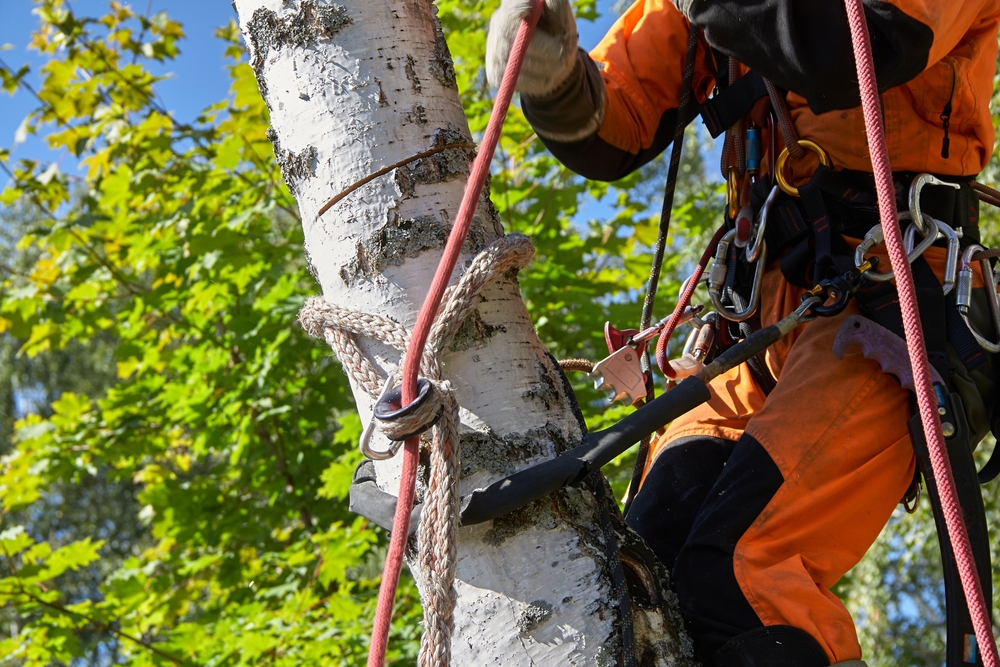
[
  {"x1": 0, "y1": 0, "x2": 618, "y2": 178},
  {"x1": 0, "y1": 1, "x2": 239, "y2": 174}
]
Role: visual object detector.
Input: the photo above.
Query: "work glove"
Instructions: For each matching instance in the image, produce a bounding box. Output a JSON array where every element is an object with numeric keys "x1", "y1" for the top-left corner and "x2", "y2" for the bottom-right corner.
[{"x1": 486, "y1": 0, "x2": 579, "y2": 98}]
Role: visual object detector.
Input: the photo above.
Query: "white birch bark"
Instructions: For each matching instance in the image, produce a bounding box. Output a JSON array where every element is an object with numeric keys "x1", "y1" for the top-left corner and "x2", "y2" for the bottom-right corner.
[{"x1": 234, "y1": 1, "x2": 694, "y2": 664}]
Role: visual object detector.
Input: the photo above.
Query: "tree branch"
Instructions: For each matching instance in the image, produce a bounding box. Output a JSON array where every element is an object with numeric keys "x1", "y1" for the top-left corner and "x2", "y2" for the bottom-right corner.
[
  {"x1": 316, "y1": 142, "x2": 476, "y2": 217},
  {"x1": 0, "y1": 545, "x2": 190, "y2": 665}
]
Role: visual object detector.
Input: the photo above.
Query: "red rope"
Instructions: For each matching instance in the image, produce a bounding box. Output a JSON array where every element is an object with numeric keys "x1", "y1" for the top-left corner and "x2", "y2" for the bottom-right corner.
[
  {"x1": 843, "y1": 0, "x2": 999, "y2": 663},
  {"x1": 655, "y1": 224, "x2": 727, "y2": 376},
  {"x1": 366, "y1": 3, "x2": 543, "y2": 665}
]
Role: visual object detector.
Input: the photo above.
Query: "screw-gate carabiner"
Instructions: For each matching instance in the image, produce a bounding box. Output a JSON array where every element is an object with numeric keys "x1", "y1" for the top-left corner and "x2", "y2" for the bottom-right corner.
[
  {"x1": 708, "y1": 229, "x2": 767, "y2": 322},
  {"x1": 856, "y1": 213, "x2": 940, "y2": 282},
  {"x1": 745, "y1": 184, "x2": 779, "y2": 264},
  {"x1": 903, "y1": 219, "x2": 962, "y2": 294},
  {"x1": 682, "y1": 311, "x2": 717, "y2": 361},
  {"x1": 956, "y1": 244, "x2": 1000, "y2": 353}
]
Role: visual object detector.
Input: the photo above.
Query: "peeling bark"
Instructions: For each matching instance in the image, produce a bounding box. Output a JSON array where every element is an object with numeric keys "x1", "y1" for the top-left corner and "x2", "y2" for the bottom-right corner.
[{"x1": 234, "y1": 0, "x2": 695, "y2": 664}]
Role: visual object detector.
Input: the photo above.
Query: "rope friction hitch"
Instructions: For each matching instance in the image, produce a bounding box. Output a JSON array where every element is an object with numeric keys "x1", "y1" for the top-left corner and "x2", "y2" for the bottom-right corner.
[{"x1": 351, "y1": 299, "x2": 819, "y2": 535}]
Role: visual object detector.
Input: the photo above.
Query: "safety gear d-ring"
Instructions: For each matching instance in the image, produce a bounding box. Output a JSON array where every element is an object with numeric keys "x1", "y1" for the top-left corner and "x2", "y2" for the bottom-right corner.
[
  {"x1": 956, "y1": 244, "x2": 1000, "y2": 353},
  {"x1": 775, "y1": 139, "x2": 831, "y2": 197}
]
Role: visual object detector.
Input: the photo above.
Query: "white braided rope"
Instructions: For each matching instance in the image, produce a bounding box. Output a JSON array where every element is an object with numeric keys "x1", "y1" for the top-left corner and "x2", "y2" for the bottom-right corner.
[{"x1": 298, "y1": 233, "x2": 534, "y2": 665}]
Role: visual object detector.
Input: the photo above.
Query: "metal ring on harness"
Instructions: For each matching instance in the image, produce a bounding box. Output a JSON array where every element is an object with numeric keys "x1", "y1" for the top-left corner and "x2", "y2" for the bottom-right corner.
[
  {"x1": 956, "y1": 244, "x2": 1000, "y2": 353},
  {"x1": 727, "y1": 167, "x2": 740, "y2": 219},
  {"x1": 774, "y1": 140, "x2": 831, "y2": 197},
  {"x1": 708, "y1": 229, "x2": 768, "y2": 322},
  {"x1": 854, "y1": 212, "x2": 940, "y2": 283}
]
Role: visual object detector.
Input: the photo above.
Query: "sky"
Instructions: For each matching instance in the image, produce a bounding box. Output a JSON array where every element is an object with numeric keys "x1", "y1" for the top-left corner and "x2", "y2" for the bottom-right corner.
[
  {"x1": 0, "y1": 0, "x2": 618, "y2": 179},
  {"x1": 0, "y1": 1, "x2": 240, "y2": 175}
]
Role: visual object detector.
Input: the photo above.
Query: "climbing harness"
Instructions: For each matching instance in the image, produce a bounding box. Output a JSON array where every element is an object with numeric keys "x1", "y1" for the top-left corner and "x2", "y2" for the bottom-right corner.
[
  {"x1": 584, "y1": 5, "x2": 1000, "y2": 666},
  {"x1": 317, "y1": 0, "x2": 1000, "y2": 663}
]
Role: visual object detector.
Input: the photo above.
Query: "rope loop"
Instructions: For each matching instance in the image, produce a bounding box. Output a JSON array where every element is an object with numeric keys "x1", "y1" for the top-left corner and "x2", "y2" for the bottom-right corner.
[{"x1": 297, "y1": 232, "x2": 534, "y2": 666}]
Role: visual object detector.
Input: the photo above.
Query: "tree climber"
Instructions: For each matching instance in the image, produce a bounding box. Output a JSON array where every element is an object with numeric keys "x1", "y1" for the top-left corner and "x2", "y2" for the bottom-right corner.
[{"x1": 487, "y1": 1, "x2": 1000, "y2": 666}]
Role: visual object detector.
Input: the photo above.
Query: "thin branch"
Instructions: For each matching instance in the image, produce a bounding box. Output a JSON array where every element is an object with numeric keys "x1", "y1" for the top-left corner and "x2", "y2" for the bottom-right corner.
[
  {"x1": 316, "y1": 142, "x2": 476, "y2": 218},
  {"x1": 0, "y1": 57, "x2": 72, "y2": 127},
  {"x1": 0, "y1": 545, "x2": 190, "y2": 665},
  {"x1": 254, "y1": 412, "x2": 314, "y2": 535}
]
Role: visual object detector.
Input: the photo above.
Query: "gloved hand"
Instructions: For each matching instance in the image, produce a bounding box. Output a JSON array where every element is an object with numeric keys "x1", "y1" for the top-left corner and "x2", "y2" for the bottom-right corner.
[{"x1": 486, "y1": 0, "x2": 579, "y2": 98}]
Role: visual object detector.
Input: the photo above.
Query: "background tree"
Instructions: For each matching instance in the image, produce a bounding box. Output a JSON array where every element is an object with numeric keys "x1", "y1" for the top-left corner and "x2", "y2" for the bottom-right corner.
[{"x1": 0, "y1": 0, "x2": 995, "y2": 665}]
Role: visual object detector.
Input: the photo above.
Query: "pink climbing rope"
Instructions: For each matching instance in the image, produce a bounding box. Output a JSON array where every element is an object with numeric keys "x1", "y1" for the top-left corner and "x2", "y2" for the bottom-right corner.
[
  {"x1": 366, "y1": 2, "x2": 544, "y2": 666},
  {"x1": 654, "y1": 224, "x2": 727, "y2": 376},
  {"x1": 843, "y1": 0, "x2": 999, "y2": 663}
]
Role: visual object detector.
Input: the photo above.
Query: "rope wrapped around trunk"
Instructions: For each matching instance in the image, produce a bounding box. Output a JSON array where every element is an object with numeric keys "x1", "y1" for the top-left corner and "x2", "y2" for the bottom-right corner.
[{"x1": 299, "y1": 233, "x2": 534, "y2": 666}]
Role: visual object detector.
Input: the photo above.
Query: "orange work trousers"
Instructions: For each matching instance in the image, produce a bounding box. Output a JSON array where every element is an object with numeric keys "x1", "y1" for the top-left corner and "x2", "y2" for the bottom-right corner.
[{"x1": 628, "y1": 243, "x2": 991, "y2": 664}]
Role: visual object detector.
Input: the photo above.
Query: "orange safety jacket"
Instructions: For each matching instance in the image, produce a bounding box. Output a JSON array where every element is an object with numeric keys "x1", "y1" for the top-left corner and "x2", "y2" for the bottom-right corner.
[{"x1": 523, "y1": 0, "x2": 1000, "y2": 182}]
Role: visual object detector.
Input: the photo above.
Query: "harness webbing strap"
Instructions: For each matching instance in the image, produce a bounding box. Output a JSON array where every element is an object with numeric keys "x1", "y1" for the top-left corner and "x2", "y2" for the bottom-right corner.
[
  {"x1": 908, "y1": 402, "x2": 993, "y2": 667},
  {"x1": 699, "y1": 70, "x2": 768, "y2": 138}
]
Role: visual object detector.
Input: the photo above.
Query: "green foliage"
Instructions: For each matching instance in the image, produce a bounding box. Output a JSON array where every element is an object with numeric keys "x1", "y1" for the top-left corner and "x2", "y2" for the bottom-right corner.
[
  {"x1": 0, "y1": 1, "x2": 419, "y2": 663},
  {"x1": 0, "y1": 0, "x2": 715, "y2": 661}
]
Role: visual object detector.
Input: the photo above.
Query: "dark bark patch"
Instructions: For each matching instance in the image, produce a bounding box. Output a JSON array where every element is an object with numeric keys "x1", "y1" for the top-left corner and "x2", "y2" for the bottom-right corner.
[
  {"x1": 392, "y1": 127, "x2": 474, "y2": 197},
  {"x1": 374, "y1": 79, "x2": 389, "y2": 107},
  {"x1": 518, "y1": 600, "x2": 554, "y2": 634},
  {"x1": 339, "y1": 213, "x2": 447, "y2": 284},
  {"x1": 267, "y1": 129, "x2": 317, "y2": 194},
  {"x1": 339, "y1": 207, "x2": 489, "y2": 285},
  {"x1": 521, "y1": 359, "x2": 561, "y2": 411},
  {"x1": 404, "y1": 54, "x2": 421, "y2": 94},
  {"x1": 404, "y1": 103, "x2": 428, "y2": 125},
  {"x1": 448, "y1": 309, "x2": 505, "y2": 352},
  {"x1": 430, "y1": 14, "x2": 458, "y2": 89},
  {"x1": 246, "y1": 1, "x2": 351, "y2": 69},
  {"x1": 280, "y1": 145, "x2": 318, "y2": 188},
  {"x1": 482, "y1": 504, "x2": 536, "y2": 546},
  {"x1": 459, "y1": 422, "x2": 567, "y2": 479}
]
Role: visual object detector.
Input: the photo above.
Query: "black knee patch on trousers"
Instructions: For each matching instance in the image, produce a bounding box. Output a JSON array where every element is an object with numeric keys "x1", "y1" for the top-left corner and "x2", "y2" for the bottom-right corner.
[
  {"x1": 625, "y1": 436, "x2": 736, "y2": 572},
  {"x1": 670, "y1": 433, "x2": 785, "y2": 661},
  {"x1": 713, "y1": 625, "x2": 830, "y2": 667}
]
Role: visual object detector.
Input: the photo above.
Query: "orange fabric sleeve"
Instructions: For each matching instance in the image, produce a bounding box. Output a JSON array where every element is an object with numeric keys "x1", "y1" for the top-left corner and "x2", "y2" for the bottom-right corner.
[{"x1": 589, "y1": 0, "x2": 716, "y2": 156}]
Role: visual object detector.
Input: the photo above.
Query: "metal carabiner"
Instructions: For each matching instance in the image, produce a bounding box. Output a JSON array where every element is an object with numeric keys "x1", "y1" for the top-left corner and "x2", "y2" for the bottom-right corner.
[
  {"x1": 679, "y1": 271, "x2": 710, "y2": 298},
  {"x1": 854, "y1": 224, "x2": 885, "y2": 270},
  {"x1": 708, "y1": 229, "x2": 768, "y2": 322},
  {"x1": 903, "y1": 219, "x2": 962, "y2": 294},
  {"x1": 956, "y1": 244, "x2": 1000, "y2": 353},
  {"x1": 909, "y1": 173, "x2": 960, "y2": 236},
  {"x1": 359, "y1": 374, "x2": 405, "y2": 461},
  {"x1": 745, "y1": 184, "x2": 779, "y2": 264},
  {"x1": 682, "y1": 311, "x2": 717, "y2": 361},
  {"x1": 857, "y1": 213, "x2": 939, "y2": 283}
]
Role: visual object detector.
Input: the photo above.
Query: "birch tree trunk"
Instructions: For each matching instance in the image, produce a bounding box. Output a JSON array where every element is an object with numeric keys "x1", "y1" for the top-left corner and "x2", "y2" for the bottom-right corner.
[{"x1": 234, "y1": 1, "x2": 694, "y2": 664}]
